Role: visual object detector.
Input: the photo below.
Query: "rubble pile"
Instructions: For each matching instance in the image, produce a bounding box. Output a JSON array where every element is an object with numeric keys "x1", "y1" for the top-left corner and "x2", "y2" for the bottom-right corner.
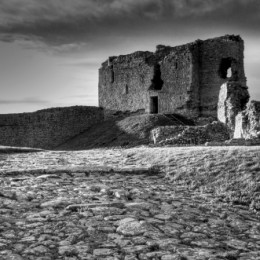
[
  {"x1": 151, "y1": 122, "x2": 229, "y2": 145},
  {"x1": 234, "y1": 101, "x2": 260, "y2": 139}
]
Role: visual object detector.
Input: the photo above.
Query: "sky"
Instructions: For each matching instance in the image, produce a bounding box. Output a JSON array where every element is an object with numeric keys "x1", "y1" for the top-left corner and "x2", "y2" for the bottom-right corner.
[{"x1": 0, "y1": 0, "x2": 260, "y2": 114}]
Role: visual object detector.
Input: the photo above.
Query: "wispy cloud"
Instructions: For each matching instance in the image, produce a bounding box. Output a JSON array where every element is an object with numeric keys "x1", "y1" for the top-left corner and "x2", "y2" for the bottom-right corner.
[
  {"x1": 0, "y1": 97, "x2": 49, "y2": 105},
  {"x1": 0, "y1": 0, "x2": 259, "y2": 49}
]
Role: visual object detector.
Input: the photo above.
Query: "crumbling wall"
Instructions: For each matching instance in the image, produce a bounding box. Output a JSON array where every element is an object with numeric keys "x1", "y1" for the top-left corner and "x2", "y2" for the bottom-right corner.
[
  {"x1": 217, "y1": 81, "x2": 249, "y2": 131},
  {"x1": 0, "y1": 106, "x2": 103, "y2": 149},
  {"x1": 99, "y1": 44, "x2": 200, "y2": 117},
  {"x1": 234, "y1": 101, "x2": 260, "y2": 139},
  {"x1": 199, "y1": 35, "x2": 246, "y2": 117}
]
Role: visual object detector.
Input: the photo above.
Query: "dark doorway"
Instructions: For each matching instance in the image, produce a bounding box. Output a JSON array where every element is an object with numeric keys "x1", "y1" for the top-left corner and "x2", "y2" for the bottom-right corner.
[{"x1": 150, "y1": 96, "x2": 159, "y2": 114}]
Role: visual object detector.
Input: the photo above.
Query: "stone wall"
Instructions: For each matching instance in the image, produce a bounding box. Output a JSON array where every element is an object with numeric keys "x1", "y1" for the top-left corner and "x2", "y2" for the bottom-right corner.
[
  {"x1": 234, "y1": 101, "x2": 260, "y2": 139},
  {"x1": 0, "y1": 106, "x2": 104, "y2": 149},
  {"x1": 151, "y1": 121, "x2": 230, "y2": 145},
  {"x1": 158, "y1": 44, "x2": 200, "y2": 117},
  {"x1": 99, "y1": 44, "x2": 200, "y2": 117},
  {"x1": 99, "y1": 51, "x2": 155, "y2": 113}
]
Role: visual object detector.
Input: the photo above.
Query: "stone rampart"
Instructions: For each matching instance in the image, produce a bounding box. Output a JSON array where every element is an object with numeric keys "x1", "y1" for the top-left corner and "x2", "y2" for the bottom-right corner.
[{"x1": 0, "y1": 106, "x2": 104, "y2": 149}]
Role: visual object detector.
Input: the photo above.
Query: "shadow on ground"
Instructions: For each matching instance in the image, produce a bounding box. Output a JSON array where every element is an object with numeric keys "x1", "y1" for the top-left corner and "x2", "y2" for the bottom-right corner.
[{"x1": 55, "y1": 113, "x2": 179, "y2": 150}]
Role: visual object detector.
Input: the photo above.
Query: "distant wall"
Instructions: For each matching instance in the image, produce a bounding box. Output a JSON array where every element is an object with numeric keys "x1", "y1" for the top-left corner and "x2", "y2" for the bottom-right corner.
[{"x1": 0, "y1": 106, "x2": 104, "y2": 149}]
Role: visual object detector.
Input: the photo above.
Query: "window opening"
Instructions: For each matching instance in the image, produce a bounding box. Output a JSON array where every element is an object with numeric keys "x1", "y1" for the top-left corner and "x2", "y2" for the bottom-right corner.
[
  {"x1": 149, "y1": 64, "x2": 163, "y2": 90},
  {"x1": 218, "y1": 58, "x2": 233, "y2": 79}
]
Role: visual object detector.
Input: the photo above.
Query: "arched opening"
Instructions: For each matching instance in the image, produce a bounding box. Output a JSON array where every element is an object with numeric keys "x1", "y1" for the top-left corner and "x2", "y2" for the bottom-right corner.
[{"x1": 125, "y1": 84, "x2": 129, "y2": 94}]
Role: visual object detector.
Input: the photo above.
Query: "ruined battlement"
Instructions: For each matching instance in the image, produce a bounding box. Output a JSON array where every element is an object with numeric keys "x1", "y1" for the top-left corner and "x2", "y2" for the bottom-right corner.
[{"x1": 99, "y1": 35, "x2": 247, "y2": 118}]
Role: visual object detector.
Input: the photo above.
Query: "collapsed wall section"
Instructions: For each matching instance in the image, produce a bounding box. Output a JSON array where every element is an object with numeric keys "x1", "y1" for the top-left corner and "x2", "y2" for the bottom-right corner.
[
  {"x1": 199, "y1": 35, "x2": 247, "y2": 117},
  {"x1": 0, "y1": 106, "x2": 103, "y2": 149}
]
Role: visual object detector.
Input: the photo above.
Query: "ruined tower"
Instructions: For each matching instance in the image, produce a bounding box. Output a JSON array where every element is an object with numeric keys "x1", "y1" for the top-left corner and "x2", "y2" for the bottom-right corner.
[{"x1": 99, "y1": 35, "x2": 247, "y2": 118}]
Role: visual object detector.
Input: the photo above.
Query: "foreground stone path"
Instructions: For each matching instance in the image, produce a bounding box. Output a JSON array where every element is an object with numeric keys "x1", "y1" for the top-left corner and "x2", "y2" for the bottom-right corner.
[{"x1": 1, "y1": 148, "x2": 260, "y2": 259}]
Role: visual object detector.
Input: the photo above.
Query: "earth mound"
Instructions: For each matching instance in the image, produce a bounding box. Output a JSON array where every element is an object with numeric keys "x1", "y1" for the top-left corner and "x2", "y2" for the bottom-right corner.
[{"x1": 55, "y1": 113, "x2": 183, "y2": 150}]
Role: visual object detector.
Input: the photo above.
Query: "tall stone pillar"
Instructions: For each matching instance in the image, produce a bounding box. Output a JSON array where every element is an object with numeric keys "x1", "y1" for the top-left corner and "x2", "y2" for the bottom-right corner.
[{"x1": 217, "y1": 81, "x2": 249, "y2": 131}]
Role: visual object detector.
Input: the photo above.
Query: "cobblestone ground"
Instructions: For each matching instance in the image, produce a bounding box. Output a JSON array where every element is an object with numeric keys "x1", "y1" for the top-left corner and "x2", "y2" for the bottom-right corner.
[{"x1": 1, "y1": 148, "x2": 260, "y2": 260}]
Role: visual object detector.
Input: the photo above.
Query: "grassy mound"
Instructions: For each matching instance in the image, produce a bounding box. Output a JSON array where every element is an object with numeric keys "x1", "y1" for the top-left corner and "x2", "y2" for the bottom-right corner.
[
  {"x1": 126, "y1": 146, "x2": 260, "y2": 211},
  {"x1": 56, "y1": 114, "x2": 177, "y2": 150}
]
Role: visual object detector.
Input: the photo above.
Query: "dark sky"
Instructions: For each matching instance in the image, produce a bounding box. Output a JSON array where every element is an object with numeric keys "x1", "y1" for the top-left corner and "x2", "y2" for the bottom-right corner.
[{"x1": 0, "y1": 0, "x2": 260, "y2": 113}]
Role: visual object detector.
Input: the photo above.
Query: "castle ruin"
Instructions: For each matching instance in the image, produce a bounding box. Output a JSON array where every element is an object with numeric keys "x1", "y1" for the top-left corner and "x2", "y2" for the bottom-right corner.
[
  {"x1": 99, "y1": 35, "x2": 248, "y2": 119},
  {"x1": 0, "y1": 35, "x2": 259, "y2": 149}
]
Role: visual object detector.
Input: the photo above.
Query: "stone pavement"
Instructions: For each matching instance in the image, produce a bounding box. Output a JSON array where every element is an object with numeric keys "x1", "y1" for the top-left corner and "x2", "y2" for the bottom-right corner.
[{"x1": 1, "y1": 149, "x2": 260, "y2": 260}]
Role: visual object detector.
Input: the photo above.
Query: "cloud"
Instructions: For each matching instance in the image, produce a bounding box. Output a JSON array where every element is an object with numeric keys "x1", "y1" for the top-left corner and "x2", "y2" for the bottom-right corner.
[
  {"x1": 0, "y1": 97, "x2": 49, "y2": 105},
  {"x1": 62, "y1": 60, "x2": 100, "y2": 69},
  {"x1": 0, "y1": 0, "x2": 259, "y2": 50}
]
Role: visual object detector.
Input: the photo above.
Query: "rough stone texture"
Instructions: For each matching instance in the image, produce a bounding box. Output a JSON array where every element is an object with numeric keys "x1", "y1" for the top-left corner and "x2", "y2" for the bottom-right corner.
[
  {"x1": 151, "y1": 121, "x2": 230, "y2": 145},
  {"x1": 217, "y1": 81, "x2": 249, "y2": 131},
  {"x1": 234, "y1": 100, "x2": 260, "y2": 139},
  {"x1": 1, "y1": 147, "x2": 260, "y2": 259},
  {"x1": 0, "y1": 106, "x2": 103, "y2": 149},
  {"x1": 99, "y1": 35, "x2": 246, "y2": 118}
]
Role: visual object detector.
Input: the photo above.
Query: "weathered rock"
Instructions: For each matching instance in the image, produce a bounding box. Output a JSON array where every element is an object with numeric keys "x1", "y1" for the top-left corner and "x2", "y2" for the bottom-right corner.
[
  {"x1": 234, "y1": 100, "x2": 260, "y2": 139},
  {"x1": 40, "y1": 198, "x2": 70, "y2": 208},
  {"x1": 217, "y1": 81, "x2": 249, "y2": 131},
  {"x1": 116, "y1": 218, "x2": 148, "y2": 236},
  {"x1": 93, "y1": 248, "x2": 114, "y2": 256}
]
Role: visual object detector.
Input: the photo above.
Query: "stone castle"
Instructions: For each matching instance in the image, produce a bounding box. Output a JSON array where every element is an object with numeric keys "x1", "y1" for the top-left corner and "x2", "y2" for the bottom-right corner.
[
  {"x1": 99, "y1": 35, "x2": 247, "y2": 118},
  {"x1": 0, "y1": 35, "x2": 259, "y2": 149}
]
